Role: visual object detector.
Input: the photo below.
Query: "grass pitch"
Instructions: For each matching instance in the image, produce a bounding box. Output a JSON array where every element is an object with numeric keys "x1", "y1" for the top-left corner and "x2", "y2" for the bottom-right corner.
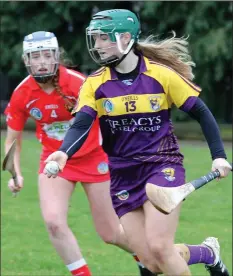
[{"x1": 1, "y1": 135, "x2": 232, "y2": 276}]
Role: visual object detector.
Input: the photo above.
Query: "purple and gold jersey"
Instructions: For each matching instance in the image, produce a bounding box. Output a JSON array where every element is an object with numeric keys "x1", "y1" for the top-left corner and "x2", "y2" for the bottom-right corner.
[{"x1": 73, "y1": 56, "x2": 201, "y2": 164}]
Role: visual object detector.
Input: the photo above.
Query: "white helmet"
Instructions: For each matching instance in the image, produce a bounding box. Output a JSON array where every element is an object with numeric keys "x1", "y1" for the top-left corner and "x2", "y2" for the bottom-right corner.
[{"x1": 22, "y1": 31, "x2": 60, "y2": 83}]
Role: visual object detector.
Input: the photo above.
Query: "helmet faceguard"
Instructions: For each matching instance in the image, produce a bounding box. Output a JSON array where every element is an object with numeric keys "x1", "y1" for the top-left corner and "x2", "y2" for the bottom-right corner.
[
  {"x1": 86, "y1": 9, "x2": 141, "y2": 66},
  {"x1": 22, "y1": 31, "x2": 60, "y2": 83}
]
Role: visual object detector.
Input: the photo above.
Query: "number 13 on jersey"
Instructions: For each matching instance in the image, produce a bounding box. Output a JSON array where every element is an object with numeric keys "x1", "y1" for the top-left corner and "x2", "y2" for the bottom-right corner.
[{"x1": 125, "y1": 101, "x2": 136, "y2": 112}]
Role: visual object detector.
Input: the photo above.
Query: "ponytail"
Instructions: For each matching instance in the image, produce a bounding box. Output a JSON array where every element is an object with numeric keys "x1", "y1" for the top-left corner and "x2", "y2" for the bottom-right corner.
[{"x1": 52, "y1": 71, "x2": 76, "y2": 112}]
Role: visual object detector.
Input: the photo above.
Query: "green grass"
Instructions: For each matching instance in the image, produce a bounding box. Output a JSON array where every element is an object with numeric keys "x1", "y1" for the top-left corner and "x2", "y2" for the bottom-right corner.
[{"x1": 1, "y1": 136, "x2": 232, "y2": 276}]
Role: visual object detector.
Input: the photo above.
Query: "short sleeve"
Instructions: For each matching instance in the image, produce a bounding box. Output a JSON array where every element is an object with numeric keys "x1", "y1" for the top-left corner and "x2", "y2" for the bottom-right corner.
[
  {"x1": 4, "y1": 89, "x2": 29, "y2": 131},
  {"x1": 168, "y1": 70, "x2": 201, "y2": 112},
  {"x1": 72, "y1": 78, "x2": 97, "y2": 119}
]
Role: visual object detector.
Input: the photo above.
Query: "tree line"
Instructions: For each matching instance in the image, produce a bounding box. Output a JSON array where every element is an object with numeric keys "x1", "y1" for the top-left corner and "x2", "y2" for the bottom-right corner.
[{"x1": 1, "y1": 1, "x2": 232, "y2": 122}]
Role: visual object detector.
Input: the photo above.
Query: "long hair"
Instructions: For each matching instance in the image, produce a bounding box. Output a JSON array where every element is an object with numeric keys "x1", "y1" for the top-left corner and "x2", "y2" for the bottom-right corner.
[
  {"x1": 135, "y1": 31, "x2": 195, "y2": 80},
  {"x1": 52, "y1": 47, "x2": 77, "y2": 112}
]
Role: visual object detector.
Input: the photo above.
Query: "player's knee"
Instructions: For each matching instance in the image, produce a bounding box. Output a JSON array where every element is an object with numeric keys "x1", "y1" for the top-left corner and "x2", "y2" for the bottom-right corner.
[
  {"x1": 43, "y1": 214, "x2": 67, "y2": 238},
  {"x1": 95, "y1": 222, "x2": 120, "y2": 245},
  {"x1": 97, "y1": 228, "x2": 117, "y2": 244},
  {"x1": 148, "y1": 239, "x2": 173, "y2": 264}
]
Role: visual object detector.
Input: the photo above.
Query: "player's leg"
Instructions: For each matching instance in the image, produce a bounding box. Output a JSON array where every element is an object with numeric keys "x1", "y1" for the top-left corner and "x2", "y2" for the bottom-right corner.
[
  {"x1": 176, "y1": 238, "x2": 230, "y2": 276},
  {"x1": 141, "y1": 162, "x2": 191, "y2": 275},
  {"x1": 79, "y1": 147, "x2": 157, "y2": 276},
  {"x1": 106, "y1": 158, "x2": 228, "y2": 275},
  {"x1": 38, "y1": 174, "x2": 91, "y2": 276},
  {"x1": 143, "y1": 200, "x2": 191, "y2": 275},
  {"x1": 144, "y1": 161, "x2": 231, "y2": 276},
  {"x1": 119, "y1": 207, "x2": 161, "y2": 274},
  {"x1": 110, "y1": 160, "x2": 191, "y2": 275},
  {"x1": 119, "y1": 204, "x2": 227, "y2": 275},
  {"x1": 144, "y1": 202, "x2": 230, "y2": 276},
  {"x1": 82, "y1": 180, "x2": 131, "y2": 251},
  {"x1": 146, "y1": 162, "x2": 229, "y2": 275},
  {"x1": 82, "y1": 180, "x2": 156, "y2": 276},
  {"x1": 83, "y1": 180, "x2": 224, "y2": 275}
]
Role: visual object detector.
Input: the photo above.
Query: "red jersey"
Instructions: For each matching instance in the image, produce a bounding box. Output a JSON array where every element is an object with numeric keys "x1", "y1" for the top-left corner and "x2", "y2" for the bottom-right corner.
[{"x1": 5, "y1": 66, "x2": 102, "y2": 158}]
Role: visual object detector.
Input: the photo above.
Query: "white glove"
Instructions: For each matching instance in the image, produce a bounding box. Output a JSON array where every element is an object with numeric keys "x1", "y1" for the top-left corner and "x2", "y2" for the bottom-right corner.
[{"x1": 212, "y1": 158, "x2": 232, "y2": 178}]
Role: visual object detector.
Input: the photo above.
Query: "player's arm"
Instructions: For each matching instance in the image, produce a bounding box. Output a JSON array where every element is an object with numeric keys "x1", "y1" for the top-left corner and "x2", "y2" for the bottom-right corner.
[
  {"x1": 5, "y1": 127, "x2": 23, "y2": 177},
  {"x1": 4, "y1": 90, "x2": 29, "y2": 177},
  {"x1": 59, "y1": 78, "x2": 97, "y2": 159},
  {"x1": 167, "y1": 69, "x2": 231, "y2": 176},
  {"x1": 59, "y1": 111, "x2": 94, "y2": 158},
  {"x1": 4, "y1": 89, "x2": 29, "y2": 190},
  {"x1": 187, "y1": 98, "x2": 226, "y2": 160}
]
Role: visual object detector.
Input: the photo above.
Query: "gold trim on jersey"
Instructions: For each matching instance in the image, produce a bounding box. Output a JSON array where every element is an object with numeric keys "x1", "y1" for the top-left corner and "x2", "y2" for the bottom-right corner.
[
  {"x1": 74, "y1": 56, "x2": 201, "y2": 116},
  {"x1": 89, "y1": 67, "x2": 106, "y2": 77},
  {"x1": 96, "y1": 93, "x2": 169, "y2": 117},
  {"x1": 148, "y1": 60, "x2": 201, "y2": 92}
]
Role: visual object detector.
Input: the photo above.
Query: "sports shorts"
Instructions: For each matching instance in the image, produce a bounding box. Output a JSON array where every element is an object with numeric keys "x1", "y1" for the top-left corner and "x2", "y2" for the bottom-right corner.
[{"x1": 109, "y1": 159, "x2": 185, "y2": 218}]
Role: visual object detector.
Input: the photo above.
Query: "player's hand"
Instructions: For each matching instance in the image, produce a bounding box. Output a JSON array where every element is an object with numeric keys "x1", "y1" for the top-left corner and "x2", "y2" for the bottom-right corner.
[
  {"x1": 44, "y1": 151, "x2": 68, "y2": 177},
  {"x1": 8, "y1": 175, "x2": 24, "y2": 194},
  {"x1": 212, "y1": 158, "x2": 232, "y2": 179}
]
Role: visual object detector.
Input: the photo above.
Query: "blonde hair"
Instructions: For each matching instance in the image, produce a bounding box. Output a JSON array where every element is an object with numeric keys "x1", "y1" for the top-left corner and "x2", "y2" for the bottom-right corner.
[
  {"x1": 135, "y1": 32, "x2": 195, "y2": 80},
  {"x1": 52, "y1": 47, "x2": 77, "y2": 112}
]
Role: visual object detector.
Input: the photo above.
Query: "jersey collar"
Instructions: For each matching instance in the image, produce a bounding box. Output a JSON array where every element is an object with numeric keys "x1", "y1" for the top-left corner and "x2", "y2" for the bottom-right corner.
[{"x1": 109, "y1": 54, "x2": 148, "y2": 80}]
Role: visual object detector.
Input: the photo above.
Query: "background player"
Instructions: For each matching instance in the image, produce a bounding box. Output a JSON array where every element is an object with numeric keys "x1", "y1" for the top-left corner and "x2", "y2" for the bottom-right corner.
[{"x1": 4, "y1": 31, "x2": 147, "y2": 276}]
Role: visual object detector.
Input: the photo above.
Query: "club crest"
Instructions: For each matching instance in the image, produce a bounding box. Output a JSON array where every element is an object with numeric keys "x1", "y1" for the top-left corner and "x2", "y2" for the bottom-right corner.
[
  {"x1": 103, "y1": 99, "x2": 114, "y2": 114},
  {"x1": 162, "y1": 167, "x2": 176, "y2": 181},
  {"x1": 148, "y1": 96, "x2": 161, "y2": 111},
  {"x1": 29, "y1": 108, "x2": 42, "y2": 120},
  {"x1": 115, "y1": 190, "x2": 129, "y2": 201},
  {"x1": 97, "y1": 162, "x2": 109, "y2": 174}
]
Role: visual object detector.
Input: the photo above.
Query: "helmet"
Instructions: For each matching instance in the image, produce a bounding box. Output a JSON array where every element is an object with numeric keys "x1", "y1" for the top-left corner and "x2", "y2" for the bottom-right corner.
[
  {"x1": 22, "y1": 31, "x2": 60, "y2": 83},
  {"x1": 86, "y1": 9, "x2": 141, "y2": 66}
]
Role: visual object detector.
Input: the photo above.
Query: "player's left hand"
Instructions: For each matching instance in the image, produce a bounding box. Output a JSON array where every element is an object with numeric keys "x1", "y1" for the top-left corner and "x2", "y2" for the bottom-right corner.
[{"x1": 212, "y1": 158, "x2": 232, "y2": 179}]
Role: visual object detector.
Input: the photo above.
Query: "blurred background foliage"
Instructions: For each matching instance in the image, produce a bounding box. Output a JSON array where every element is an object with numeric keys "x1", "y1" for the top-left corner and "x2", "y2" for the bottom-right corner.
[{"x1": 1, "y1": 1, "x2": 232, "y2": 123}]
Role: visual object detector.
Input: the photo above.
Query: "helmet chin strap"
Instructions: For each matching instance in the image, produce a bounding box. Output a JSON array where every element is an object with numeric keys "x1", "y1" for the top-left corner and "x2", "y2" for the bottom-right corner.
[
  {"x1": 34, "y1": 75, "x2": 54, "y2": 83},
  {"x1": 107, "y1": 34, "x2": 135, "y2": 68},
  {"x1": 28, "y1": 63, "x2": 59, "y2": 84},
  {"x1": 108, "y1": 53, "x2": 128, "y2": 68},
  {"x1": 115, "y1": 32, "x2": 135, "y2": 55}
]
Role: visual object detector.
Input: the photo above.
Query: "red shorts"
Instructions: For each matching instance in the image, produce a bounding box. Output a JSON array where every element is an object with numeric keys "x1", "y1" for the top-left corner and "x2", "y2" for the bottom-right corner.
[{"x1": 39, "y1": 146, "x2": 110, "y2": 183}]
